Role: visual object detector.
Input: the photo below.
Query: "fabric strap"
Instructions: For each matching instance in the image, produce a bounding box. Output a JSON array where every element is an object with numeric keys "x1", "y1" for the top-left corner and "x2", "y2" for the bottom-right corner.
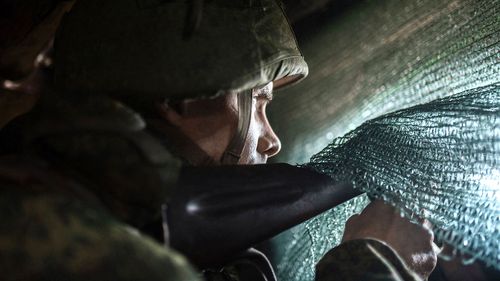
[{"x1": 221, "y1": 90, "x2": 253, "y2": 164}]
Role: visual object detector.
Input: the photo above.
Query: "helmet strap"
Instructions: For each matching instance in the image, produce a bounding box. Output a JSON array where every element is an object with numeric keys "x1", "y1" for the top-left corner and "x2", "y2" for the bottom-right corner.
[
  {"x1": 149, "y1": 89, "x2": 253, "y2": 166},
  {"x1": 220, "y1": 89, "x2": 253, "y2": 165}
]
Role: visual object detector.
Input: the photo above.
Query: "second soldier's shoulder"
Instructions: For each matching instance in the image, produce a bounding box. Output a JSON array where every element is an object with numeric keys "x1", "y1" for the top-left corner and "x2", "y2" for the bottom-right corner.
[
  {"x1": 0, "y1": 155, "x2": 200, "y2": 281},
  {"x1": 0, "y1": 154, "x2": 104, "y2": 211}
]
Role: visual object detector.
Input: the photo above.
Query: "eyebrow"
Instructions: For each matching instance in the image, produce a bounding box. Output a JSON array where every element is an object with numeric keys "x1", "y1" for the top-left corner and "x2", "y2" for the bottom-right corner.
[
  {"x1": 254, "y1": 86, "x2": 273, "y2": 101},
  {"x1": 256, "y1": 91, "x2": 273, "y2": 101}
]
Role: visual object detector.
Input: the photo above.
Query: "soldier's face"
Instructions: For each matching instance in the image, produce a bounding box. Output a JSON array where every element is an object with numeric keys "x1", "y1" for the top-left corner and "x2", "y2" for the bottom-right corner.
[
  {"x1": 238, "y1": 82, "x2": 281, "y2": 164},
  {"x1": 158, "y1": 82, "x2": 280, "y2": 165}
]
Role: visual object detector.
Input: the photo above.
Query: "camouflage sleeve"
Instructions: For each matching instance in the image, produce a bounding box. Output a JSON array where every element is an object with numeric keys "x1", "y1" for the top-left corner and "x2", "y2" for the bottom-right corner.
[
  {"x1": 315, "y1": 239, "x2": 421, "y2": 281},
  {"x1": 0, "y1": 183, "x2": 200, "y2": 281}
]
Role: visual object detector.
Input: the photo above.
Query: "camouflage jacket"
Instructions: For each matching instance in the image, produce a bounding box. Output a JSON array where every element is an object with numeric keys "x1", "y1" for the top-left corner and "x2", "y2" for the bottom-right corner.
[
  {"x1": 0, "y1": 155, "x2": 198, "y2": 281},
  {"x1": 316, "y1": 239, "x2": 421, "y2": 281}
]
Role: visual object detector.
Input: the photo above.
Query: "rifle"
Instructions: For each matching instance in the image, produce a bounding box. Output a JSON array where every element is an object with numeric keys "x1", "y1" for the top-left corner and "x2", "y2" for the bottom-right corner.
[{"x1": 166, "y1": 163, "x2": 361, "y2": 268}]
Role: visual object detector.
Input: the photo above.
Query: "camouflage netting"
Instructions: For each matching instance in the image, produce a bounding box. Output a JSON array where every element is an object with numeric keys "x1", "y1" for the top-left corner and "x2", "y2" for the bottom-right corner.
[
  {"x1": 269, "y1": 0, "x2": 500, "y2": 280},
  {"x1": 306, "y1": 84, "x2": 500, "y2": 264}
]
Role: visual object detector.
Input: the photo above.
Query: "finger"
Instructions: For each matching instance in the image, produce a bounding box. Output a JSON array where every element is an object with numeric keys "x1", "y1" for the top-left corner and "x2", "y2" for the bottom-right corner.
[
  {"x1": 421, "y1": 219, "x2": 434, "y2": 242},
  {"x1": 407, "y1": 222, "x2": 434, "y2": 246},
  {"x1": 341, "y1": 214, "x2": 361, "y2": 242},
  {"x1": 432, "y1": 242, "x2": 442, "y2": 255},
  {"x1": 344, "y1": 213, "x2": 360, "y2": 228},
  {"x1": 362, "y1": 199, "x2": 396, "y2": 216},
  {"x1": 421, "y1": 218, "x2": 432, "y2": 229}
]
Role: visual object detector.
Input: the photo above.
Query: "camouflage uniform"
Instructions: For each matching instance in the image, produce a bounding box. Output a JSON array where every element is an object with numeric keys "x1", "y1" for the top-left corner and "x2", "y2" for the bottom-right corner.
[
  {"x1": 0, "y1": 0, "x2": 421, "y2": 280},
  {"x1": 0, "y1": 93, "x2": 199, "y2": 280},
  {"x1": 317, "y1": 239, "x2": 421, "y2": 281},
  {"x1": 0, "y1": 157, "x2": 197, "y2": 281}
]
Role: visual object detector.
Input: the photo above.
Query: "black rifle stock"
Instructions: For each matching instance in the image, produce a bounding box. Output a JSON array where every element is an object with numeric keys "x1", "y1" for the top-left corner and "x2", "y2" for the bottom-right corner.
[{"x1": 166, "y1": 163, "x2": 361, "y2": 268}]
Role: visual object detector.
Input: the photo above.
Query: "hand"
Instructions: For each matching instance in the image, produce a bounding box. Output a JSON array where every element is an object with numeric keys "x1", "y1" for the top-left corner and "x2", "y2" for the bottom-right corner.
[{"x1": 342, "y1": 200, "x2": 437, "y2": 279}]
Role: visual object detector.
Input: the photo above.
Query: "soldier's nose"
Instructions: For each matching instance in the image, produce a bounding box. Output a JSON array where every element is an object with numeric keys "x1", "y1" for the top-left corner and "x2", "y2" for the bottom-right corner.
[{"x1": 258, "y1": 124, "x2": 281, "y2": 158}]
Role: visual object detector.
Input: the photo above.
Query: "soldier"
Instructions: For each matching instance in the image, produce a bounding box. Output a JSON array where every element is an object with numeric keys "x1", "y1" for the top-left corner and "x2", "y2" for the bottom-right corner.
[{"x1": 0, "y1": 0, "x2": 436, "y2": 280}]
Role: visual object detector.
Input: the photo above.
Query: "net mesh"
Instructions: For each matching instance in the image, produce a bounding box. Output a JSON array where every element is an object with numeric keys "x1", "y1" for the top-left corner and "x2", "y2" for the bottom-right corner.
[
  {"x1": 271, "y1": 0, "x2": 500, "y2": 280},
  {"x1": 276, "y1": 85, "x2": 500, "y2": 280},
  {"x1": 306, "y1": 84, "x2": 500, "y2": 264}
]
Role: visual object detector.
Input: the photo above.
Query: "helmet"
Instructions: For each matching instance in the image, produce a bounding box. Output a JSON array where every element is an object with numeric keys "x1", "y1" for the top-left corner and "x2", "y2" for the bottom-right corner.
[
  {"x1": 54, "y1": 0, "x2": 308, "y2": 103},
  {"x1": 54, "y1": 0, "x2": 308, "y2": 164}
]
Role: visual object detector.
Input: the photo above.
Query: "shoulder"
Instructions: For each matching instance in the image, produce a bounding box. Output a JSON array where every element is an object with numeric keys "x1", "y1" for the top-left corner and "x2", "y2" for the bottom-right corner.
[{"x1": 0, "y1": 156, "x2": 198, "y2": 281}]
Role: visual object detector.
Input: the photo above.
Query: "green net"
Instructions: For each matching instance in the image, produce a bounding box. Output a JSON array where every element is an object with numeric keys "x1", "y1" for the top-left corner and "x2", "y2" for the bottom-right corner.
[
  {"x1": 270, "y1": 0, "x2": 500, "y2": 280},
  {"x1": 276, "y1": 85, "x2": 500, "y2": 280},
  {"x1": 306, "y1": 84, "x2": 500, "y2": 264}
]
